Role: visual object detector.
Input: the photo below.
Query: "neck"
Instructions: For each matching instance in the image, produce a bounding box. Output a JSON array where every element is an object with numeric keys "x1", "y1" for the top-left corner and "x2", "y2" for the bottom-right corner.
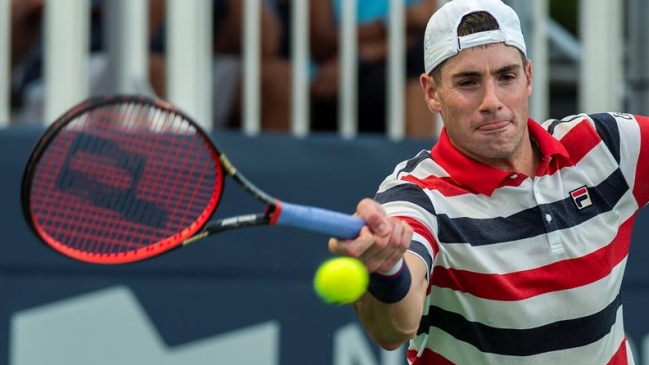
[
  {"x1": 523, "y1": 139, "x2": 542, "y2": 177},
  {"x1": 481, "y1": 135, "x2": 540, "y2": 177}
]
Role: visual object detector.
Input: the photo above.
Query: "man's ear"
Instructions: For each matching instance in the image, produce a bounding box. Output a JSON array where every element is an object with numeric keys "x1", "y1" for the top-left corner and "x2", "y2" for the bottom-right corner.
[
  {"x1": 420, "y1": 73, "x2": 441, "y2": 113},
  {"x1": 524, "y1": 58, "x2": 533, "y2": 98}
]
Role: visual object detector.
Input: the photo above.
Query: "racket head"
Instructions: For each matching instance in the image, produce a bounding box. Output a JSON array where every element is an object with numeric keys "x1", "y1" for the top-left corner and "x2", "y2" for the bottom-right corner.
[{"x1": 21, "y1": 95, "x2": 225, "y2": 264}]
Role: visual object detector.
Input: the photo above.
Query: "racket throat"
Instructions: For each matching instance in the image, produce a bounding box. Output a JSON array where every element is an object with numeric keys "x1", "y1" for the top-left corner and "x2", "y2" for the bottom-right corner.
[{"x1": 267, "y1": 201, "x2": 283, "y2": 226}]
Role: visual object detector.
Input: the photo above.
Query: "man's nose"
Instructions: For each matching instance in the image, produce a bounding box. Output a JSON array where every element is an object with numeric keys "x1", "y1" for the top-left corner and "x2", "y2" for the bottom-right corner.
[{"x1": 479, "y1": 80, "x2": 503, "y2": 113}]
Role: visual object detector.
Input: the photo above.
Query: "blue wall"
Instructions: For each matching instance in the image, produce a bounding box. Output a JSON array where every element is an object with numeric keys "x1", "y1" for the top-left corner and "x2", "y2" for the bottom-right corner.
[{"x1": 2, "y1": 130, "x2": 649, "y2": 364}]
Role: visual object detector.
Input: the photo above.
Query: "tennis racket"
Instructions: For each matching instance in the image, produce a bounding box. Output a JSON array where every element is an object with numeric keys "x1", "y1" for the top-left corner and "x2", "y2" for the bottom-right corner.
[{"x1": 21, "y1": 94, "x2": 365, "y2": 264}]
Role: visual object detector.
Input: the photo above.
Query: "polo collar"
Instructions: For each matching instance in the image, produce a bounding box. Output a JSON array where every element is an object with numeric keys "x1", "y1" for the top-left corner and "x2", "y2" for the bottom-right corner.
[{"x1": 430, "y1": 119, "x2": 570, "y2": 196}]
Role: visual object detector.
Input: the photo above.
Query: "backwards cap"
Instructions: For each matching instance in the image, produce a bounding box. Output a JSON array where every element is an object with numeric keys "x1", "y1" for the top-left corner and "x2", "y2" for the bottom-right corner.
[{"x1": 423, "y1": 0, "x2": 526, "y2": 74}]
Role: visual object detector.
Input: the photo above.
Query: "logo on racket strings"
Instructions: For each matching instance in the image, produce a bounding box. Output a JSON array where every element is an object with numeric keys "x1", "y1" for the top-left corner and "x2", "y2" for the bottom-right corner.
[{"x1": 55, "y1": 133, "x2": 170, "y2": 228}]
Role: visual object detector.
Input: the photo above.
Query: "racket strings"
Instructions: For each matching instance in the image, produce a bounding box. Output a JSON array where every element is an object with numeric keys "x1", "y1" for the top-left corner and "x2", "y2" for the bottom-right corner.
[{"x1": 29, "y1": 99, "x2": 222, "y2": 258}]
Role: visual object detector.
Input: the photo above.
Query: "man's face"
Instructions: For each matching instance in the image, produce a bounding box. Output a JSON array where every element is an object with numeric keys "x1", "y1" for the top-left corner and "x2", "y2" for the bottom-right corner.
[{"x1": 422, "y1": 43, "x2": 533, "y2": 167}]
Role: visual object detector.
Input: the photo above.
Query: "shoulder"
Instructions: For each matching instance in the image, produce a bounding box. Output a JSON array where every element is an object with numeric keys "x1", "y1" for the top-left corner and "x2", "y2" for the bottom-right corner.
[
  {"x1": 376, "y1": 150, "x2": 429, "y2": 191},
  {"x1": 381, "y1": 150, "x2": 433, "y2": 183},
  {"x1": 541, "y1": 112, "x2": 640, "y2": 134},
  {"x1": 375, "y1": 150, "x2": 437, "y2": 209},
  {"x1": 375, "y1": 149, "x2": 447, "y2": 203},
  {"x1": 540, "y1": 112, "x2": 644, "y2": 162}
]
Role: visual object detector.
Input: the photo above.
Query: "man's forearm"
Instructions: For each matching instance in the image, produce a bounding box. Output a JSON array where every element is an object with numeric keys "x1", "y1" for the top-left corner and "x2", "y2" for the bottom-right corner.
[{"x1": 352, "y1": 255, "x2": 428, "y2": 350}]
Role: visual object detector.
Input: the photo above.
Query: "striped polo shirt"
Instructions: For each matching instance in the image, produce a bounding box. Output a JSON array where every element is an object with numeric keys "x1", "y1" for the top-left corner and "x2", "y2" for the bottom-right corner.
[{"x1": 374, "y1": 113, "x2": 649, "y2": 364}]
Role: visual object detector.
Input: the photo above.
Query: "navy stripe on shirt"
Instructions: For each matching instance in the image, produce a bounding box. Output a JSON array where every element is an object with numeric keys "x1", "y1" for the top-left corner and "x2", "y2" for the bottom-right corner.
[
  {"x1": 375, "y1": 183, "x2": 436, "y2": 216},
  {"x1": 436, "y1": 168, "x2": 628, "y2": 246},
  {"x1": 409, "y1": 240, "x2": 433, "y2": 272},
  {"x1": 418, "y1": 293, "x2": 622, "y2": 356},
  {"x1": 396, "y1": 150, "x2": 431, "y2": 176},
  {"x1": 590, "y1": 113, "x2": 622, "y2": 164}
]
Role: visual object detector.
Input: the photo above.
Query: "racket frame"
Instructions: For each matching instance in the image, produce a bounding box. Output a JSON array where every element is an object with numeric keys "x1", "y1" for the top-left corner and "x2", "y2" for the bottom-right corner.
[{"x1": 21, "y1": 95, "x2": 280, "y2": 263}]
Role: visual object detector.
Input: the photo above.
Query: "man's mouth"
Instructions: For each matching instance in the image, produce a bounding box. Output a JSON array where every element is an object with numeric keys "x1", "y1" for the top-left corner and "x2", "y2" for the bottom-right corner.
[{"x1": 477, "y1": 120, "x2": 510, "y2": 132}]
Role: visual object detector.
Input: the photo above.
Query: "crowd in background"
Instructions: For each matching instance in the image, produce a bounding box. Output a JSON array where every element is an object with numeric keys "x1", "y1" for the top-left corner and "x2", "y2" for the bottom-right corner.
[{"x1": 9, "y1": 0, "x2": 438, "y2": 137}]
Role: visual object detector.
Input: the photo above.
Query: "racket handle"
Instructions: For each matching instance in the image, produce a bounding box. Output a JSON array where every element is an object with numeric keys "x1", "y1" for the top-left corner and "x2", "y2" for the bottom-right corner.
[{"x1": 275, "y1": 202, "x2": 365, "y2": 239}]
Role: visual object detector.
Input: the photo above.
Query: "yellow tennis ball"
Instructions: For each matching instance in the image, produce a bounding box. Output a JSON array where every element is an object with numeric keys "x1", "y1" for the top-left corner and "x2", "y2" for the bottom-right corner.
[{"x1": 313, "y1": 257, "x2": 369, "y2": 305}]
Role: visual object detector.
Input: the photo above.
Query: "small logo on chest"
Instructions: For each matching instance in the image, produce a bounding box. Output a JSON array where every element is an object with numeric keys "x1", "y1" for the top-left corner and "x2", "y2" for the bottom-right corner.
[{"x1": 570, "y1": 186, "x2": 592, "y2": 210}]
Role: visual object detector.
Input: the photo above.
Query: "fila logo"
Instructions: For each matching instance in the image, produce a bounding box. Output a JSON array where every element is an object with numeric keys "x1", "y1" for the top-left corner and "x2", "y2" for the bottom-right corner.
[{"x1": 570, "y1": 186, "x2": 592, "y2": 210}]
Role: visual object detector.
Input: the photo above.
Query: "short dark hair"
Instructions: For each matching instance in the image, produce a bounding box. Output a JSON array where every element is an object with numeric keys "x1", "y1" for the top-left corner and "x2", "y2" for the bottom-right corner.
[{"x1": 430, "y1": 11, "x2": 527, "y2": 84}]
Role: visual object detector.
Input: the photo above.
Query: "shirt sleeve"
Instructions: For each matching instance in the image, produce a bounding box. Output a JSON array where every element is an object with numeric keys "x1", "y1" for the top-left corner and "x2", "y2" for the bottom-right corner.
[
  {"x1": 589, "y1": 112, "x2": 649, "y2": 207},
  {"x1": 375, "y1": 174, "x2": 437, "y2": 279}
]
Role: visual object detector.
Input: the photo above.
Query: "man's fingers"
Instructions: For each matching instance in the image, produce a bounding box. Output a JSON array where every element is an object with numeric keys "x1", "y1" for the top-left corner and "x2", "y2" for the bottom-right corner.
[
  {"x1": 357, "y1": 198, "x2": 390, "y2": 236},
  {"x1": 377, "y1": 220, "x2": 413, "y2": 273},
  {"x1": 328, "y1": 226, "x2": 373, "y2": 257},
  {"x1": 328, "y1": 200, "x2": 413, "y2": 274},
  {"x1": 358, "y1": 219, "x2": 412, "y2": 273}
]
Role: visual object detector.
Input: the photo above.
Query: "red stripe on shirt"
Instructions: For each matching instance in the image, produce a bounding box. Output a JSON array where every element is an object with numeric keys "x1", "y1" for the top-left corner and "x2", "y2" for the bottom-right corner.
[
  {"x1": 557, "y1": 120, "x2": 601, "y2": 168},
  {"x1": 606, "y1": 338, "x2": 629, "y2": 365},
  {"x1": 397, "y1": 216, "x2": 438, "y2": 296},
  {"x1": 397, "y1": 216, "x2": 438, "y2": 258},
  {"x1": 408, "y1": 348, "x2": 456, "y2": 365},
  {"x1": 406, "y1": 340, "x2": 628, "y2": 365},
  {"x1": 402, "y1": 175, "x2": 479, "y2": 197},
  {"x1": 632, "y1": 115, "x2": 649, "y2": 207},
  {"x1": 431, "y1": 218, "x2": 633, "y2": 301}
]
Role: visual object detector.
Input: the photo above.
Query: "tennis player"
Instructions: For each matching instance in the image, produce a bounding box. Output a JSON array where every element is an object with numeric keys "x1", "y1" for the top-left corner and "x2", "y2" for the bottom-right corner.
[{"x1": 329, "y1": 0, "x2": 642, "y2": 363}]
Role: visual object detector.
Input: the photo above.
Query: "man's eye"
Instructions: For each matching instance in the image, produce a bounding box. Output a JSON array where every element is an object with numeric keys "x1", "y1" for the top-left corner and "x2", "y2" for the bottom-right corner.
[{"x1": 458, "y1": 80, "x2": 476, "y2": 87}]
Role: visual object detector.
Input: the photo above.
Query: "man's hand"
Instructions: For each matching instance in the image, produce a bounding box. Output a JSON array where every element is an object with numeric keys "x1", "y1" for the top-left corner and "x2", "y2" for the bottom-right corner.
[{"x1": 328, "y1": 198, "x2": 413, "y2": 273}]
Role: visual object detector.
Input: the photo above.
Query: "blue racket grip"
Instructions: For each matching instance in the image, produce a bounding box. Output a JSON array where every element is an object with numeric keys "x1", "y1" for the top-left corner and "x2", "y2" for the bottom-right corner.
[{"x1": 275, "y1": 202, "x2": 365, "y2": 239}]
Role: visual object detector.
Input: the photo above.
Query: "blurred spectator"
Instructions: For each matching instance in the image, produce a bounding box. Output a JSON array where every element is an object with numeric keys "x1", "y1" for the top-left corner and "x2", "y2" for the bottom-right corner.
[
  {"x1": 10, "y1": 0, "x2": 291, "y2": 132},
  {"x1": 10, "y1": 0, "x2": 43, "y2": 68},
  {"x1": 9, "y1": 0, "x2": 44, "y2": 112},
  {"x1": 150, "y1": 0, "x2": 292, "y2": 131},
  {"x1": 308, "y1": 0, "x2": 438, "y2": 137},
  {"x1": 10, "y1": 0, "x2": 166, "y2": 124}
]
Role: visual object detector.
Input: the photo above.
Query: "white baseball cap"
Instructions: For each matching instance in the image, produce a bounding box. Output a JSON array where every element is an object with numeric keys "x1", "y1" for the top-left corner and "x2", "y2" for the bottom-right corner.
[{"x1": 423, "y1": 0, "x2": 527, "y2": 74}]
